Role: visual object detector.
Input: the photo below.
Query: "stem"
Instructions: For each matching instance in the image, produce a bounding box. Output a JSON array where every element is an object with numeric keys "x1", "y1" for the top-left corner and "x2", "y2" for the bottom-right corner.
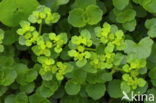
[
  {"x1": 51, "y1": 43, "x2": 57, "y2": 48},
  {"x1": 85, "y1": 48, "x2": 96, "y2": 51},
  {"x1": 110, "y1": 69, "x2": 116, "y2": 75},
  {"x1": 110, "y1": 67, "x2": 123, "y2": 75},
  {"x1": 39, "y1": 22, "x2": 42, "y2": 35}
]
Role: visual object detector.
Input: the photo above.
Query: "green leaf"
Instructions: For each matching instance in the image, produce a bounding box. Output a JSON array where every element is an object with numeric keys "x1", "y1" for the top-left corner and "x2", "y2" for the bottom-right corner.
[
  {"x1": 0, "y1": 69, "x2": 17, "y2": 86},
  {"x1": 149, "y1": 68, "x2": 156, "y2": 79},
  {"x1": 38, "y1": 81, "x2": 58, "y2": 98},
  {"x1": 151, "y1": 79, "x2": 156, "y2": 87},
  {"x1": 113, "y1": 0, "x2": 129, "y2": 10},
  {"x1": 0, "y1": 56, "x2": 14, "y2": 67},
  {"x1": 125, "y1": 37, "x2": 153, "y2": 59},
  {"x1": 113, "y1": 53, "x2": 125, "y2": 66},
  {"x1": 60, "y1": 47, "x2": 71, "y2": 60},
  {"x1": 58, "y1": 33, "x2": 68, "y2": 43},
  {"x1": 122, "y1": 20, "x2": 137, "y2": 32},
  {"x1": 52, "y1": 88, "x2": 65, "y2": 99},
  {"x1": 60, "y1": 96, "x2": 87, "y2": 103},
  {"x1": 57, "y1": 0, "x2": 69, "y2": 5},
  {"x1": 83, "y1": 63, "x2": 97, "y2": 73},
  {"x1": 85, "y1": 83, "x2": 106, "y2": 100},
  {"x1": 107, "y1": 79, "x2": 123, "y2": 98},
  {"x1": 96, "y1": 44, "x2": 105, "y2": 54},
  {"x1": 116, "y1": 8, "x2": 136, "y2": 23},
  {"x1": 138, "y1": 78, "x2": 146, "y2": 87},
  {"x1": 3, "y1": 28, "x2": 18, "y2": 45},
  {"x1": 86, "y1": 5, "x2": 103, "y2": 25},
  {"x1": 145, "y1": 18, "x2": 156, "y2": 38},
  {"x1": 0, "y1": 0, "x2": 39, "y2": 27},
  {"x1": 75, "y1": 0, "x2": 96, "y2": 9},
  {"x1": 0, "y1": 45, "x2": 4, "y2": 52},
  {"x1": 5, "y1": 94, "x2": 15, "y2": 103},
  {"x1": 68, "y1": 8, "x2": 86, "y2": 27},
  {"x1": 147, "y1": 43, "x2": 156, "y2": 68},
  {"x1": 147, "y1": 26, "x2": 156, "y2": 38},
  {"x1": 72, "y1": 69, "x2": 87, "y2": 84},
  {"x1": 121, "y1": 81, "x2": 131, "y2": 93},
  {"x1": 80, "y1": 29, "x2": 91, "y2": 39},
  {"x1": 65, "y1": 80, "x2": 81, "y2": 95},
  {"x1": 144, "y1": 88, "x2": 156, "y2": 103},
  {"x1": 40, "y1": 0, "x2": 58, "y2": 11},
  {"x1": 145, "y1": 18, "x2": 156, "y2": 29},
  {"x1": 41, "y1": 72, "x2": 53, "y2": 81},
  {"x1": 96, "y1": 72, "x2": 112, "y2": 83},
  {"x1": 143, "y1": 0, "x2": 156, "y2": 13},
  {"x1": 0, "y1": 86, "x2": 8, "y2": 96},
  {"x1": 139, "y1": 67, "x2": 147, "y2": 74},
  {"x1": 29, "y1": 93, "x2": 50, "y2": 103},
  {"x1": 135, "y1": 83, "x2": 148, "y2": 94},
  {"x1": 15, "y1": 92, "x2": 28, "y2": 103},
  {"x1": 14, "y1": 63, "x2": 29, "y2": 86},
  {"x1": 76, "y1": 59, "x2": 87, "y2": 67},
  {"x1": 26, "y1": 69, "x2": 38, "y2": 83},
  {"x1": 38, "y1": 85, "x2": 54, "y2": 98},
  {"x1": 20, "y1": 82, "x2": 35, "y2": 94}
]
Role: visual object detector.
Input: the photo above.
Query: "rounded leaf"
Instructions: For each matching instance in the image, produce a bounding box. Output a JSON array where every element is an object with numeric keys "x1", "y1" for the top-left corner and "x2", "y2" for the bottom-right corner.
[
  {"x1": 0, "y1": 0, "x2": 39, "y2": 27},
  {"x1": 107, "y1": 79, "x2": 123, "y2": 98},
  {"x1": 65, "y1": 80, "x2": 81, "y2": 95},
  {"x1": 86, "y1": 5, "x2": 103, "y2": 25},
  {"x1": 85, "y1": 83, "x2": 106, "y2": 100},
  {"x1": 68, "y1": 8, "x2": 86, "y2": 27}
]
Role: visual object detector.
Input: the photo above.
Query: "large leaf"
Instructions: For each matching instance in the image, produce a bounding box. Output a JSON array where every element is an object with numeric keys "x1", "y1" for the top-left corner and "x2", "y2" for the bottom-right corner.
[
  {"x1": 125, "y1": 37, "x2": 153, "y2": 59},
  {"x1": 107, "y1": 79, "x2": 123, "y2": 98},
  {"x1": 143, "y1": 0, "x2": 156, "y2": 13},
  {"x1": 86, "y1": 5, "x2": 103, "y2": 25},
  {"x1": 15, "y1": 92, "x2": 28, "y2": 103},
  {"x1": 116, "y1": 8, "x2": 136, "y2": 23},
  {"x1": 0, "y1": 0, "x2": 39, "y2": 27},
  {"x1": 68, "y1": 8, "x2": 86, "y2": 27},
  {"x1": 65, "y1": 80, "x2": 81, "y2": 95},
  {"x1": 85, "y1": 83, "x2": 106, "y2": 100}
]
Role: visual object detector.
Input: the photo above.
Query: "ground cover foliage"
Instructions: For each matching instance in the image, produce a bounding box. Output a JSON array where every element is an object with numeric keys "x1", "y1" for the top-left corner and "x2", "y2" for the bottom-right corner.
[{"x1": 0, "y1": 0, "x2": 156, "y2": 103}]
